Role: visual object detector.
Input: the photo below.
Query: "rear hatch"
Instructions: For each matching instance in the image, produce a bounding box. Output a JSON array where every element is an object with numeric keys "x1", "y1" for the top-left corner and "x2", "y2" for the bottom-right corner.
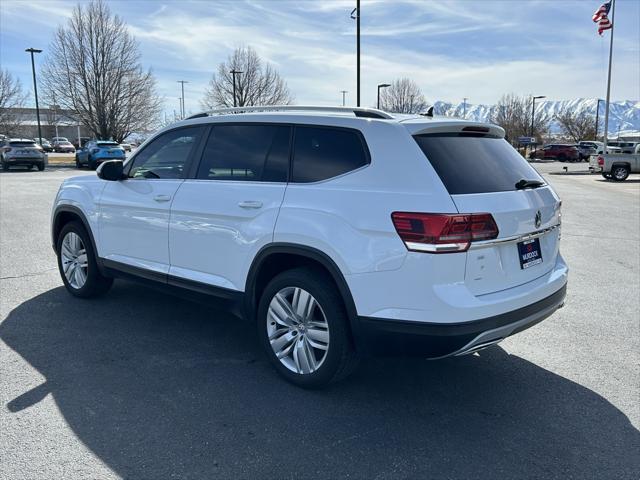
[{"x1": 413, "y1": 127, "x2": 561, "y2": 296}]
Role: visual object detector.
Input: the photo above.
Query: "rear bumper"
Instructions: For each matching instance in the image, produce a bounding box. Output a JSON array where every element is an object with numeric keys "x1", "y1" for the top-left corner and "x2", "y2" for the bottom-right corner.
[
  {"x1": 355, "y1": 283, "x2": 566, "y2": 358},
  {"x1": 4, "y1": 157, "x2": 44, "y2": 164}
]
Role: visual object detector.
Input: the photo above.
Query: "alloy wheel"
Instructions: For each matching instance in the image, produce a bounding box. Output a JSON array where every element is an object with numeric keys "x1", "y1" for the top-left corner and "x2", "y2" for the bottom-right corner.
[
  {"x1": 266, "y1": 287, "x2": 330, "y2": 374},
  {"x1": 60, "y1": 231, "x2": 88, "y2": 289}
]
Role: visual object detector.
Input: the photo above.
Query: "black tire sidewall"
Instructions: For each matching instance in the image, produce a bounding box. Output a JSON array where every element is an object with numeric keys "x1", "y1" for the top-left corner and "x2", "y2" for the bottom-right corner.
[
  {"x1": 56, "y1": 221, "x2": 112, "y2": 298},
  {"x1": 256, "y1": 268, "x2": 352, "y2": 388},
  {"x1": 612, "y1": 166, "x2": 629, "y2": 181}
]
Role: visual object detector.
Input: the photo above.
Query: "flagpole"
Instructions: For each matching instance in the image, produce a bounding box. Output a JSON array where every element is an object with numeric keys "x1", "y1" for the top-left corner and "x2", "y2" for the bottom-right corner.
[{"x1": 602, "y1": 0, "x2": 615, "y2": 152}]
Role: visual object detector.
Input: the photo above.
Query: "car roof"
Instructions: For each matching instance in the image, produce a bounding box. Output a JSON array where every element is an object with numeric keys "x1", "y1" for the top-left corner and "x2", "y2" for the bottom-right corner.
[{"x1": 166, "y1": 105, "x2": 506, "y2": 139}]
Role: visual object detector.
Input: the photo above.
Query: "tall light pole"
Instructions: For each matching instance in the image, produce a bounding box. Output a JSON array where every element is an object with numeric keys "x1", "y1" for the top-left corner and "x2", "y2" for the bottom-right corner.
[
  {"x1": 25, "y1": 48, "x2": 43, "y2": 145},
  {"x1": 463, "y1": 97, "x2": 468, "y2": 118},
  {"x1": 595, "y1": 98, "x2": 603, "y2": 141},
  {"x1": 377, "y1": 83, "x2": 390, "y2": 110},
  {"x1": 340, "y1": 90, "x2": 348, "y2": 106},
  {"x1": 177, "y1": 80, "x2": 188, "y2": 118},
  {"x1": 530, "y1": 95, "x2": 546, "y2": 137},
  {"x1": 350, "y1": 1, "x2": 360, "y2": 107},
  {"x1": 230, "y1": 69, "x2": 243, "y2": 107}
]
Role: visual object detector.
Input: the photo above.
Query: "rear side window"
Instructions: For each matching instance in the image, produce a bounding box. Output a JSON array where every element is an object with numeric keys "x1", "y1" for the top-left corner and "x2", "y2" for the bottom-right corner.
[
  {"x1": 9, "y1": 141, "x2": 37, "y2": 147},
  {"x1": 292, "y1": 126, "x2": 369, "y2": 183},
  {"x1": 414, "y1": 135, "x2": 544, "y2": 195},
  {"x1": 196, "y1": 125, "x2": 291, "y2": 182}
]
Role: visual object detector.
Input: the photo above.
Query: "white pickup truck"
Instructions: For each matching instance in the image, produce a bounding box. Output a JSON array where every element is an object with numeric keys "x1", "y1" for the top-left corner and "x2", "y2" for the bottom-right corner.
[{"x1": 590, "y1": 144, "x2": 640, "y2": 181}]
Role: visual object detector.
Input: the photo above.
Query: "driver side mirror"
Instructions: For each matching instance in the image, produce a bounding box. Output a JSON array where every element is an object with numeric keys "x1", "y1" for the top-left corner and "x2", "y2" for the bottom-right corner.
[{"x1": 97, "y1": 160, "x2": 125, "y2": 181}]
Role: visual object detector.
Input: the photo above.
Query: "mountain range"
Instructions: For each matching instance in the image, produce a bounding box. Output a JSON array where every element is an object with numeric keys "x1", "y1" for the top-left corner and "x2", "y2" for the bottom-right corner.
[{"x1": 432, "y1": 98, "x2": 640, "y2": 136}]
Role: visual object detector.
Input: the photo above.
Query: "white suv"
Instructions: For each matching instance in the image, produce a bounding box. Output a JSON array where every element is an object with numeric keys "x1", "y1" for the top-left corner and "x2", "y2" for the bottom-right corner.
[{"x1": 51, "y1": 106, "x2": 568, "y2": 388}]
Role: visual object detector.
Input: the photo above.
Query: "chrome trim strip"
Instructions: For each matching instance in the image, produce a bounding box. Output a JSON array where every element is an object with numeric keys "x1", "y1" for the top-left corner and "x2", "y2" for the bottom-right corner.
[
  {"x1": 468, "y1": 224, "x2": 560, "y2": 250},
  {"x1": 405, "y1": 242, "x2": 467, "y2": 253}
]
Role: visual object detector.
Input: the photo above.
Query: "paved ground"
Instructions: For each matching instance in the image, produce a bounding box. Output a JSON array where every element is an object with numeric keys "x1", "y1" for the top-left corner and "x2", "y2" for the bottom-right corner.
[{"x1": 1, "y1": 163, "x2": 638, "y2": 479}]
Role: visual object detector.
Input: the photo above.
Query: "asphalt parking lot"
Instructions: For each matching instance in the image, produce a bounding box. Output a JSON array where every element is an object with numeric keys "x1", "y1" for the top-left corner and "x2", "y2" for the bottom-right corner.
[{"x1": 1, "y1": 163, "x2": 638, "y2": 479}]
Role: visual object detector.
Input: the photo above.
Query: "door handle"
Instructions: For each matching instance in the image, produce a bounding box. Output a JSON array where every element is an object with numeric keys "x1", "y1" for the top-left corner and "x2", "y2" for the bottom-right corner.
[
  {"x1": 238, "y1": 200, "x2": 263, "y2": 209},
  {"x1": 153, "y1": 194, "x2": 172, "y2": 202}
]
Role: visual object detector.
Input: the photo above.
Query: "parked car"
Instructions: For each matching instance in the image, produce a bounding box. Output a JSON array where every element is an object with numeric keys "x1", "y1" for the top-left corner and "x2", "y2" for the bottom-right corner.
[
  {"x1": 51, "y1": 136, "x2": 69, "y2": 144},
  {"x1": 577, "y1": 141, "x2": 602, "y2": 161},
  {"x1": 51, "y1": 106, "x2": 568, "y2": 388},
  {"x1": 606, "y1": 141, "x2": 639, "y2": 154},
  {"x1": 75, "y1": 140, "x2": 125, "y2": 169},
  {"x1": 592, "y1": 143, "x2": 640, "y2": 181},
  {"x1": 1, "y1": 138, "x2": 47, "y2": 171},
  {"x1": 119, "y1": 143, "x2": 132, "y2": 152},
  {"x1": 52, "y1": 139, "x2": 76, "y2": 153},
  {"x1": 39, "y1": 138, "x2": 54, "y2": 152},
  {"x1": 529, "y1": 144, "x2": 579, "y2": 162},
  {"x1": 72, "y1": 137, "x2": 92, "y2": 149}
]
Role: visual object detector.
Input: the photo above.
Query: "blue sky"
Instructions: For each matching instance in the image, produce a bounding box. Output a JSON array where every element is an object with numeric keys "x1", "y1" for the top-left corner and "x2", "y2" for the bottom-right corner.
[{"x1": 1, "y1": 0, "x2": 638, "y2": 117}]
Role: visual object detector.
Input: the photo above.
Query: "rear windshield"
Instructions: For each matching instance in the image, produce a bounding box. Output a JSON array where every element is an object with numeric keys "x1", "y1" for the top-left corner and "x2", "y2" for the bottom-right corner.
[
  {"x1": 97, "y1": 142, "x2": 119, "y2": 147},
  {"x1": 9, "y1": 141, "x2": 37, "y2": 147},
  {"x1": 414, "y1": 134, "x2": 544, "y2": 195}
]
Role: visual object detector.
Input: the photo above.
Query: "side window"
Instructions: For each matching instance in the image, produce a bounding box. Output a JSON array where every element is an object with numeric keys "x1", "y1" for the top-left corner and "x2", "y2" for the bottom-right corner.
[
  {"x1": 292, "y1": 126, "x2": 369, "y2": 183},
  {"x1": 196, "y1": 125, "x2": 291, "y2": 182},
  {"x1": 128, "y1": 126, "x2": 204, "y2": 179}
]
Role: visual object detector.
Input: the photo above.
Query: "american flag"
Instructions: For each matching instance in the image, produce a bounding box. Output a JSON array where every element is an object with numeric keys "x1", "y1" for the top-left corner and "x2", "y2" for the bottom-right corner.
[{"x1": 592, "y1": 2, "x2": 613, "y2": 35}]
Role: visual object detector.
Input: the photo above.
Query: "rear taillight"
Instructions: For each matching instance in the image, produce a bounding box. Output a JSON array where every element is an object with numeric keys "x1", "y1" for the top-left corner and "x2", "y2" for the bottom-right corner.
[
  {"x1": 597, "y1": 156, "x2": 604, "y2": 166},
  {"x1": 391, "y1": 212, "x2": 499, "y2": 253}
]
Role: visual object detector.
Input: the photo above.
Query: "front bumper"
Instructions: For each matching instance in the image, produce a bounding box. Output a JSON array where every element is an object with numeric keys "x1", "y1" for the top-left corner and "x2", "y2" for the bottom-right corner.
[{"x1": 355, "y1": 283, "x2": 567, "y2": 358}]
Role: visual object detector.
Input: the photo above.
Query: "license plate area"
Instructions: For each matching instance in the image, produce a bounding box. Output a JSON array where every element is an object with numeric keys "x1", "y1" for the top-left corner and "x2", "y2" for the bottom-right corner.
[{"x1": 517, "y1": 238, "x2": 543, "y2": 269}]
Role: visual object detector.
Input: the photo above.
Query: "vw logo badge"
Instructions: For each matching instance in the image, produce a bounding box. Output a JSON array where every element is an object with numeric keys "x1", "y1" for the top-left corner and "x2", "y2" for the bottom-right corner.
[{"x1": 535, "y1": 210, "x2": 542, "y2": 229}]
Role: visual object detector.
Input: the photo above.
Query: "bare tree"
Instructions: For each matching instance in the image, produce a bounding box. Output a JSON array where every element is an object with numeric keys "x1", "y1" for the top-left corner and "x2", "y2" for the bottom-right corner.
[
  {"x1": 379, "y1": 78, "x2": 428, "y2": 114},
  {"x1": 0, "y1": 70, "x2": 27, "y2": 136},
  {"x1": 491, "y1": 93, "x2": 550, "y2": 144},
  {"x1": 41, "y1": 0, "x2": 162, "y2": 142},
  {"x1": 202, "y1": 46, "x2": 293, "y2": 109},
  {"x1": 555, "y1": 108, "x2": 596, "y2": 143}
]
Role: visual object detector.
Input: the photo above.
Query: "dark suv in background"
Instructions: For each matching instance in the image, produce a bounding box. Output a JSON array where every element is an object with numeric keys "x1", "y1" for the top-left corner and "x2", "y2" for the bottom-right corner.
[{"x1": 530, "y1": 144, "x2": 579, "y2": 162}]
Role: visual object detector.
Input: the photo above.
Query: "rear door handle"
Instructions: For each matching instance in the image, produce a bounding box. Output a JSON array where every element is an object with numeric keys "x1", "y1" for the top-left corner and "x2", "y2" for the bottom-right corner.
[
  {"x1": 238, "y1": 200, "x2": 263, "y2": 209},
  {"x1": 154, "y1": 194, "x2": 172, "y2": 202}
]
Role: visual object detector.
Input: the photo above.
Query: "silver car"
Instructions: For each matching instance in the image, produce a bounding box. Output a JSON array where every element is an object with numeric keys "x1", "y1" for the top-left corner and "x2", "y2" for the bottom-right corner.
[{"x1": 1, "y1": 138, "x2": 47, "y2": 171}]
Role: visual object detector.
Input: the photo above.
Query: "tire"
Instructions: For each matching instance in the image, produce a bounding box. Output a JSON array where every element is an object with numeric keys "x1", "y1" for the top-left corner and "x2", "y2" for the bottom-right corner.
[
  {"x1": 557, "y1": 154, "x2": 566, "y2": 162},
  {"x1": 37, "y1": 162, "x2": 44, "y2": 171},
  {"x1": 89, "y1": 158, "x2": 97, "y2": 170},
  {"x1": 611, "y1": 165, "x2": 629, "y2": 182},
  {"x1": 257, "y1": 267, "x2": 359, "y2": 388},
  {"x1": 2, "y1": 161, "x2": 8, "y2": 171},
  {"x1": 75, "y1": 155, "x2": 81, "y2": 168},
  {"x1": 56, "y1": 221, "x2": 113, "y2": 298}
]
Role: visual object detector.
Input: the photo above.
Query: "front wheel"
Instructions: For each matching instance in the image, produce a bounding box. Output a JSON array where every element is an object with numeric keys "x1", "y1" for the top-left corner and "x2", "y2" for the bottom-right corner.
[
  {"x1": 75, "y1": 155, "x2": 81, "y2": 168},
  {"x1": 611, "y1": 165, "x2": 630, "y2": 181},
  {"x1": 257, "y1": 268, "x2": 358, "y2": 388},
  {"x1": 56, "y1": 221, "x2": 113, "y2": 298},
  {"x1": 37, "y1": 162, "x2": 44, "y2": 171}
]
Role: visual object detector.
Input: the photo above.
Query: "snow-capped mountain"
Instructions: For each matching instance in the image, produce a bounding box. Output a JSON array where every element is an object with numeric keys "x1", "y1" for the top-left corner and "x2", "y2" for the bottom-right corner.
[{"x1": 432, "y1": 98, "x2": 640, "y2": 135}]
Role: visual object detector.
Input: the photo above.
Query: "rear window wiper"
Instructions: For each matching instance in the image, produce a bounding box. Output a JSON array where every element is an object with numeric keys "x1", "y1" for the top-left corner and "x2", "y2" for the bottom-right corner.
[{"x1": 515, "y1": 179, "x2": 545, "y2": 190}]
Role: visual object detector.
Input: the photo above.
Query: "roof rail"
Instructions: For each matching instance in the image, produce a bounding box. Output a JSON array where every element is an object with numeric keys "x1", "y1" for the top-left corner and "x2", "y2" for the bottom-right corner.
[{"x1": 187, "y1": 105, "x2": 395, "y2": 120}]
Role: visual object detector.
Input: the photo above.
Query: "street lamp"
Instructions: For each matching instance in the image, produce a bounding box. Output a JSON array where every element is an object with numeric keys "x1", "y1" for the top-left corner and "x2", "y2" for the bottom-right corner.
[
  {"x1": 177, "y1": 80, "x2": 188, "y2": 119},
  {"x1": 25, "y1": 48, "x2": 43, "y2": 145},
  {"x1": 230, "y1": 70, "x2": 243, "y2": 107},
  {"x1": 340, "y1": 90, "x2": 348, "y2": 106},
  {"x1": 350, "y1": 0, "x2": 360, "y2": 107},
  {"x1": 530, "y1": 95, "x2": 546, "y2": 137},
  {"x1": 595, "y1": 98, "x2": 603, "y2": 141},
  {"x1": 377, "y1": 83, "x2": 390, "y2": 110}
]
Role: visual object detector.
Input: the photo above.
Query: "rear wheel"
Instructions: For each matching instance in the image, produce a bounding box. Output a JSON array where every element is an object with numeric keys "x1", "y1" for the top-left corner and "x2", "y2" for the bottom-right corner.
[
  {"x1": 37, "y1": 162, "x2": 44, "y2": 171},
  {"x1": 611, "y1": 165, "x2": 629, "y2": 181},
  {"x1": 257, "y1": 268, "x2": 358, "y2": 388},
  {"x1": 56, "y1": 221, "x2": 113, "y2": 298},
  {"x1": 557, "y1": 154, "x2": 566, "y2": 162},
  {"x1": 75, "y1": 155, "x2": 81, "y2": 168},
  {"x1": 1, "y1": 161, "x2": 7, "y2": 171}
]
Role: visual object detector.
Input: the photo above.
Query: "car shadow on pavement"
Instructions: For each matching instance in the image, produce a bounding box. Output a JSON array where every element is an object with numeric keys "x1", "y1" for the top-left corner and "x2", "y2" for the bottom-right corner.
[{"x1": 2, "y1": 283, "x2": 639, "y2": 479}]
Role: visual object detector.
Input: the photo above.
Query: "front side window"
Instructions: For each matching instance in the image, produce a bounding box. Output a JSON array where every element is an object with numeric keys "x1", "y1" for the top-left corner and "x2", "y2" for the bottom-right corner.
[
  {"x1": 128, "y1": 127, "x2": 204, "y2": 179},
  {"x1": 291, "y1": 126, "x2": 369, "y2": 183},
  {"x1": 196, "y1": 124, "x2": 291, "y2": 182}
]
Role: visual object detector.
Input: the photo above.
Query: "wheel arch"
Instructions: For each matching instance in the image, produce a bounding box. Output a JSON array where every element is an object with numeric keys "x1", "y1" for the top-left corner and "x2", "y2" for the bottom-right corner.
[
  {"x1": 245, "y1": 243, "x2": 360, "y2": 343},
  {"x1": 52, "y1": 206, "x2": 101, "y2": 270}
]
